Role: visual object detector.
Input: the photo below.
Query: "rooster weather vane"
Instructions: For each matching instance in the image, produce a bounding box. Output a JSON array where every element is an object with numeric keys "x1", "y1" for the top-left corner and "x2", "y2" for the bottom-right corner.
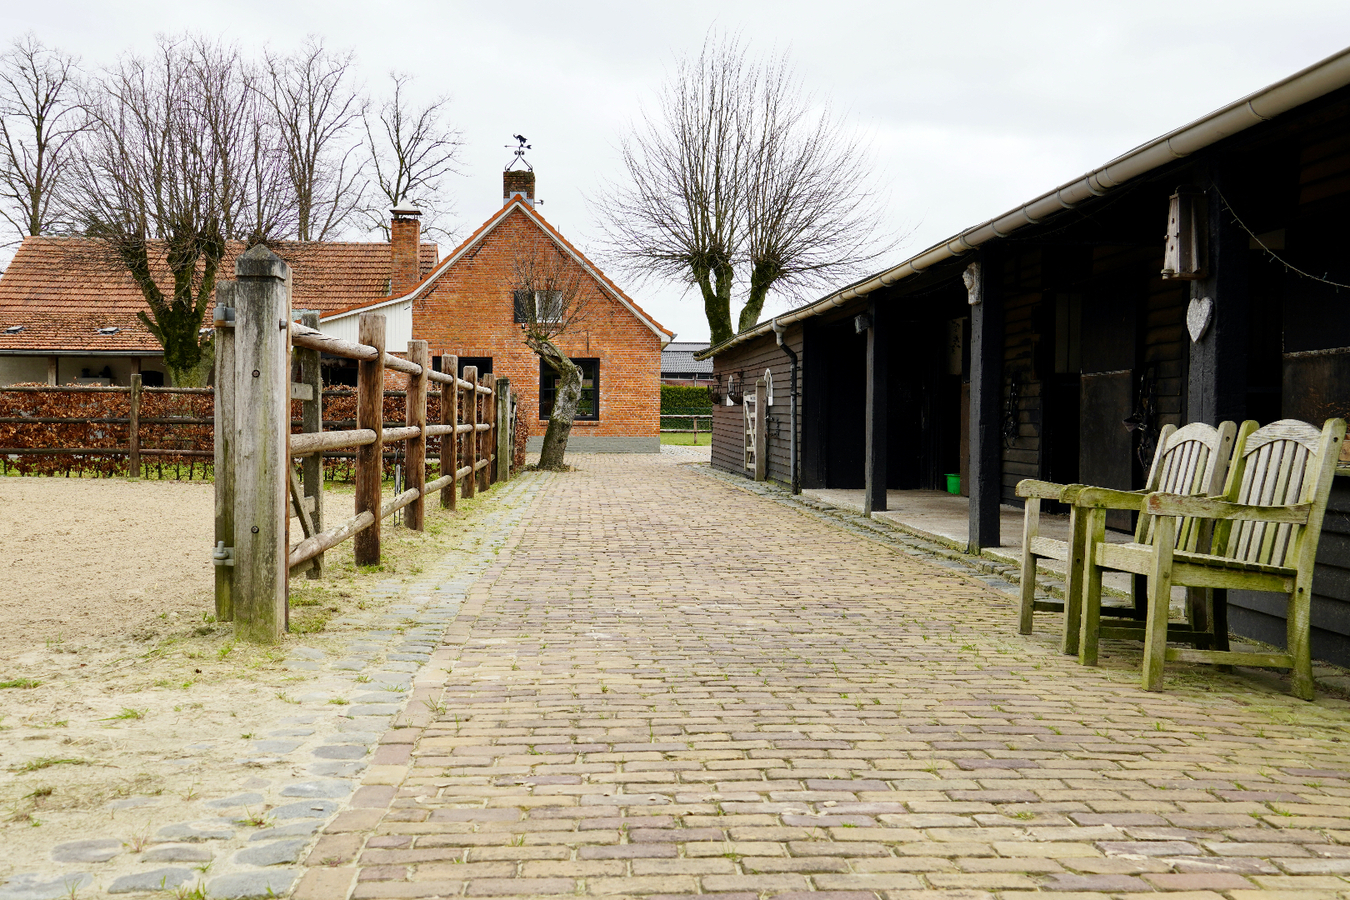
[{"x1": 506, "y1": 134, "x2": 533, "y2": 171}]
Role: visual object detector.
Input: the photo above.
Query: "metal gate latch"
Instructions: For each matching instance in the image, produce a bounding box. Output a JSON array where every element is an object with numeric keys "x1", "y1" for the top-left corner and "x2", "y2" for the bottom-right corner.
[{"x1": 212, "y1": 541, "x2": 235, "y2": 567}]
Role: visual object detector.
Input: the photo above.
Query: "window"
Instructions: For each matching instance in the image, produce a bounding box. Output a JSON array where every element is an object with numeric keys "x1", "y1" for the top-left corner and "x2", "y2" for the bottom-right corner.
[
  {"x1": 513, "y1": 290, "x2": 563, "y2": 324},
  {"x1": 457, "y1": 357, "x2": 492, "y2": 378},
  {"x1": 539, "y1": 358, "x2": 598, "y2": 421}
]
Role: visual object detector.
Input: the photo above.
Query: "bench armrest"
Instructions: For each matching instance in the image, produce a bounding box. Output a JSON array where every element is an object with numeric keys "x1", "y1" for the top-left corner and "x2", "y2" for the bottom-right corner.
[
  {"x1": 1016, "y1": 479, "x2": 1082, "y2": 501},
  {"x1": 1145, "y1": 492, "x2": 1312, "y2": 524},
  {"x1": 1073, "y1": 486, "x2": 1146, "y2": 511}
]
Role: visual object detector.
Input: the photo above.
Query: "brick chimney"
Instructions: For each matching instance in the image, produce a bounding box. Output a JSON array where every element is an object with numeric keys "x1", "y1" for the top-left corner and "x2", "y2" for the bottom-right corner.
[
  {"x1": 504, "y1": 169, "x2": 535, "y2": 207},
  {"x1": 390, "y1": 201, "x2": 421, "y2": 295}
]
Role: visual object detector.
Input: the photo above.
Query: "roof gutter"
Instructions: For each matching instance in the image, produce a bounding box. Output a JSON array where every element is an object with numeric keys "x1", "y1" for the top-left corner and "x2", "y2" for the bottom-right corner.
[{"x1": 697, "y1": 45, "x2": 1350, "y2": 361}]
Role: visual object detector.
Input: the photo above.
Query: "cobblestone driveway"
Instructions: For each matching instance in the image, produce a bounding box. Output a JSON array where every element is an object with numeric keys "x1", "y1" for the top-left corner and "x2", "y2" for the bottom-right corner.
[{"x1": 295, "y1": 453, "x2": 1350, "y2": 900}]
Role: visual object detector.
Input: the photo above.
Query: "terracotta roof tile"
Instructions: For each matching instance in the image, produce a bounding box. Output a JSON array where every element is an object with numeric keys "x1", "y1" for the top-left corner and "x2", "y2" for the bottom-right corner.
[{"x1": 0, "y1": 236, "x2": 435, "y2": 353}]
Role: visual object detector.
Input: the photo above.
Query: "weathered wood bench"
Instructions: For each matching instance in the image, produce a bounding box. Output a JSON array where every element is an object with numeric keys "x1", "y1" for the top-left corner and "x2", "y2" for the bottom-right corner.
[
  {"x1": 1016, "y1": 421, "x2": 1236, "y2": 659},
  {"x1": 1090, "y1": 418, "x2": 1346, "y2": 699}
]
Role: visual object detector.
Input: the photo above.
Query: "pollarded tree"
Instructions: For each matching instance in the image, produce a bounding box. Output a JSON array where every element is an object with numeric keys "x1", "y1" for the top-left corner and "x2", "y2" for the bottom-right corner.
[
  {"x1": 362, "y1": 72, "x2": 462, "y2": 240},
  {"x1": 594, "y1": 33, "x2": 894, "y2": 346},
  {"x1": 69, "y1": 35, "x2": 288, "y2": 386},
  {"x1": 0, "y1": 34, "x2": 84, "y2": 246},
  {"x1": 511, "y1": 244, "x2": 591, "y2": 470}
]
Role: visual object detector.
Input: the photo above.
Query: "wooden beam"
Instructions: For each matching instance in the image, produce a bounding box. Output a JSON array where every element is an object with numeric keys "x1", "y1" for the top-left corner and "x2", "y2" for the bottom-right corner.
[
  {"x1": 441, "y1": 354, "x2": 458, "y2": 510},
  {"x1": 754, "y1": 377, "x2": 768, "y2": 482},
  {"x1": 231, "y1": 247, "x2": 291, "y2": 643},
  {"x1": 212, "y1": 283, "x2": 236, "y2": 622},
  {"x1": 463, "y1": 365, "x2": 478, "y2": 500},
  {"x1": 354, "y1": 313, "x2": 385, "y2": 566},
  {"x1": 481, "y1": 372, "x2": 495, "y2": 492},
  {"x1": 127, "y1": 373, "x2": 141, "y2": 479},
  {"x1": 864, "y1": 297, "x2": 887, "y2": 514},
  {"x1": 406, "y1": 340, "x2": 429, "y2": 530},
  {"x1": 1187, "y1": 171, "x2": 1249, "y2": 425},
  {"x1": 967, "y1": 247, "x2": 1004, "y2": 553},
  {"x1": 298, "y1": 310, "x2": 324, "y2": 578},
  {"x1": 496, "y1": 377, "x2": 511, "y2": 482}
]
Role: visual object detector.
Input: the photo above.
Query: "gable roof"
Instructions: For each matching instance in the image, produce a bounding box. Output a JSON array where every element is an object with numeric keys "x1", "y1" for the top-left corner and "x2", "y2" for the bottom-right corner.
[
  {"x1": 321, "y1": 200, "x2": 674, "y2": 344},
  {"x1": 0, "y1": 237, "x2": 437, "y2": 354}
]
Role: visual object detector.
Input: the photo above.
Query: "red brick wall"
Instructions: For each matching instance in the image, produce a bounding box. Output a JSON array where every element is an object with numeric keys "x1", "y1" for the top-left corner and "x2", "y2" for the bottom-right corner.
[{"x1": 412, "y1": 208, "x2": 662, "y2": 439}]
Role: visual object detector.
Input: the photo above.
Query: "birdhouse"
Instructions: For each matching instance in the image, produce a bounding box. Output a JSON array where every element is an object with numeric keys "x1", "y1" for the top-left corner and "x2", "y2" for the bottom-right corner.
[{"x1": 1161, "y1": 189, "x2": 1206, "y2": 280}]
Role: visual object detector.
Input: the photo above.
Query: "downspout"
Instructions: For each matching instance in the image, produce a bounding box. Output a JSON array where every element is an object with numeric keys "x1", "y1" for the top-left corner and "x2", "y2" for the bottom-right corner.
[{"x1": 773, "y1": 318, "x2": 799, "y2": 494}]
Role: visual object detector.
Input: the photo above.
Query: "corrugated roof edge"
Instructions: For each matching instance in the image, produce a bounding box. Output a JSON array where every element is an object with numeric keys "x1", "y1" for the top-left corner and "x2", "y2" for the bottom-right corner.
[{"x1": 695, "y1": 44, "x2": 1350, "y2": 361}]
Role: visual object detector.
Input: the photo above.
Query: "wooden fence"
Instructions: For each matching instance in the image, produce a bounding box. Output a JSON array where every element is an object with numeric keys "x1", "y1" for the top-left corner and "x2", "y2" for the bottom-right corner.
[{"x1": 213, "y1": 246, "x2": 513, "y2": 642}]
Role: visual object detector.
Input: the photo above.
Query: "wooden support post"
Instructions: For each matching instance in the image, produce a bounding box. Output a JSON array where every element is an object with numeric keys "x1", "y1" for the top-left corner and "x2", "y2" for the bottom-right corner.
[
  {"x1": 354, "y1": 313, "x2": 386, "y2": 566},
  {"x1": 754, "y1": 377, "x2": 768, "y2": 482},
  {"x1": 495, "y1": 377, "x2": 511, "y2": 483},
  {"x1": 213, "y1": 284, "x2": 236, "y2": 622},
  {"x1": 482, "y1": 373, "x2": 496, "y2": 491},
  {"x1": 864, "y1": 297, "x2": 887, "y2": 515},
  {"x1": 968, "y1": 246, "x2": 1005, "y2": 554},
  {"x1": 46, "y1": 355, "x2": 57, "y2": 385},
  {"x1": 232, "y1": 246, "x2": 291, "y2": 643},
  {"x1": 441, "y1": 354, "x2": 458, "y2": 509},
  {"x1": 406, "y1": 340, "x2": 429, "y2": 530},
  {"x1": 128, "y1": 373, "x2": 142, "y2": 479},
  {"x1": 1187, "y1": 173, "x2": 1249, "y2": 426},
  {"x1": 298, "y1": 310, "x2": 324, "y2": 577},
  {"x1": 463, "y1": 365, "x2": 478, "y2": 499}
]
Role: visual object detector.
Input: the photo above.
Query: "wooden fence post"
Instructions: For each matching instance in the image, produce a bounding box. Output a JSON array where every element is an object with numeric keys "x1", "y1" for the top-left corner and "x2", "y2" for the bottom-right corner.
[
  {"x1": 406, "y1": 340, "x2": 429, "y2": 531},
  {"x1": 354, "y1": 313, "x2": 386, "y2": 566},
  {"x1": 463, "y1": 365, "x2": 478, "y2": 500},
  {"x1": 482, "y1": 372, "x2": 496, "y2": 491},
  {"x1": 754, "y1": 377, "x2": 768, "y2": 482},
  {"x1": 213, "y1": 284, "x2": 236, "y2": 622},
  {"x1": 299, "y1": 310, "x2": 323, "y2": 578},
  {"x1": 442, "y1": 354, "x2": 458, "y2": 510},
  {"x1": 495, "y1": 377, "x2": 510, "y2": 483},
  {"x1": 232, "y1": 246, "x2": 291, "y2": 643},
  {"x1": 128, "y1": 373, "x2": 141, "y2": 479}
]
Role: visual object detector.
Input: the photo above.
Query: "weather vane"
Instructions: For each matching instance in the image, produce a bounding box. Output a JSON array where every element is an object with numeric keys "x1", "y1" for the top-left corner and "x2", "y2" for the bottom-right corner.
[{"x1": 505, "y1": 134, "x2": 533, "y2": 171}]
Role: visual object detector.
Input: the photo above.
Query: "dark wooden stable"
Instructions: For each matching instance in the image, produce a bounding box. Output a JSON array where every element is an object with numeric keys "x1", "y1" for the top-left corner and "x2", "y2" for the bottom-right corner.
[{"x1": 707, "y1": 64, "x2": 1350, "y2": 668}]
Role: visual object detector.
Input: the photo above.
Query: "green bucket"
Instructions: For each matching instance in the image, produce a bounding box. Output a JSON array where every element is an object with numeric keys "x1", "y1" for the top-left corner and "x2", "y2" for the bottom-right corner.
[{"x1": 945, "y1": 473, "x2": 961, "y2": 495}]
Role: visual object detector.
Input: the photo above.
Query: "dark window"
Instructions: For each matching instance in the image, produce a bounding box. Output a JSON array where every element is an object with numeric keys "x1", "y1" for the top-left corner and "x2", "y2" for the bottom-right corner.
[
  {"x1": 458, "y1": 357, "x2": 492, "y2": 378},
  {"x1": 513, "y1": 290, "x2": 563, "y2": 324},
  {"x1": 539, "y1": 358, "x2": 598, "y2": 421}
]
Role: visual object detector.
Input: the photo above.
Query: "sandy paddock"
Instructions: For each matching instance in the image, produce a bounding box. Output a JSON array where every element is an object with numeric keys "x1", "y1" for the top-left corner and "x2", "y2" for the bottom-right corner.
[{"x1": 0, "y1": 476, "x2": 215, "y2": 657}]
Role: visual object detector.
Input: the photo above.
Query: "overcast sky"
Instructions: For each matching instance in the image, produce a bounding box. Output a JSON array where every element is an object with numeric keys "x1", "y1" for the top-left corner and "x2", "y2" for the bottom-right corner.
[{"x1": 7, "y1": 0, "x2": 1350, "y2": 341}]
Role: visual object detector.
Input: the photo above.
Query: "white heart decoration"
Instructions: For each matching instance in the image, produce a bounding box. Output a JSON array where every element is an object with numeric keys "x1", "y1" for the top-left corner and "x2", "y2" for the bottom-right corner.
[{"x1": 1187, "y1": 296, "x2": 1214, "y2": 342}]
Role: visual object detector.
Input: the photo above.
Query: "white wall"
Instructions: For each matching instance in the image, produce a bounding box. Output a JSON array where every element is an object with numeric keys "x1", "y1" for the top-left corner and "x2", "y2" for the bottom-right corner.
[{"x1": 0, "y1": 356, "x2": 49, "y2": 385}]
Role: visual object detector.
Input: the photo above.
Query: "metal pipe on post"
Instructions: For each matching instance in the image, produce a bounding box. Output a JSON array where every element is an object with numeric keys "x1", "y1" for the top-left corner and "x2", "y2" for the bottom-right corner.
[
  {"x1": 232, "y1": 246, "x2": 291, "y2": 643},
  {"x1": 354, "y1": 313, "x2": 386, "y2": 566},
  {"x1": 463, "y1": 366, "x2": 478, "y2": 499},
  {"x1": 212, "y1": 287, "x2": 236, "y2": 622},
  {"x1": 495, "y1": 377, "x2": 511, "y2": 483},
  {"x1": 298, "y1": 311, "x2": 324, "y2": 577},
  {"x1": 441, "y1": 354, "x2": 458, "y2": 509},
  {"x1": 406, "y1": 340, "x2": 429, "y2": 530},
  {"x1": 128, "y1": 373, "x2": 141, "y2": 479}
]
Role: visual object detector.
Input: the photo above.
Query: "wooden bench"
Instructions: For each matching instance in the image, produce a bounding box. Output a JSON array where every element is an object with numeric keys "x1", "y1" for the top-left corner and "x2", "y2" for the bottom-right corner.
[
  {"x1": 1016, "y1": 421, "x2": 1236, "y2": 659},
  {"x1": 1093, "y1": 418, "x2": 1346, "y2": 699}
]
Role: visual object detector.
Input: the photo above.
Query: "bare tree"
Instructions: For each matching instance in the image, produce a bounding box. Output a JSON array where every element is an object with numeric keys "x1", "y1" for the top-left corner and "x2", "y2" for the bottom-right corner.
[
  {"x1": 0, "y1": 34, "x2": 84, "y2": 246},
  {"x1": 511, "y1": 243, "x2": 591, "y2": 470},
  {"x1": 262, "y1": 37, "x2": 365, "y2": 241},
  {"x1": 362, "y1": 72, "x2": 462, "y2": 239},
  {"x1": 594, "y1": 34, "x2": 894, "y2": 345},
  {"x1": 70, "y1": 35, "x2": 285, "y2": 386}
]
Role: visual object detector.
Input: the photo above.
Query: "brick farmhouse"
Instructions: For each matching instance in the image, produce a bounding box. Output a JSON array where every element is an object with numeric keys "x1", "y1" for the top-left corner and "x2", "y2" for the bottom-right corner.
[{"x1": 321, "y1": 169, "x2": 672, "y2": 453}]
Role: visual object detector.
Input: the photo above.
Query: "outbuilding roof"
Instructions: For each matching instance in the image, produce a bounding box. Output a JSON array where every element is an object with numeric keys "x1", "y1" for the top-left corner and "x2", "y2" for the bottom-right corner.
[
  {"x1": 662, "y1": 342, "x2": 713, "y2": 376},
  {"x1": 699, "y1": 45, "x2": 1350, "y2": 360},
  {"x1": 0, "y1": 237, "x2": 436, "y2": 354}
]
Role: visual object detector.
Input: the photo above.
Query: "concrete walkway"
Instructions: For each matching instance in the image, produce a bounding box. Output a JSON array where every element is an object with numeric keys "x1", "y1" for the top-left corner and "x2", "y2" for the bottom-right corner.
[{"x1": 294, "y1": 453, "x2": 1350, "y2": 900}]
